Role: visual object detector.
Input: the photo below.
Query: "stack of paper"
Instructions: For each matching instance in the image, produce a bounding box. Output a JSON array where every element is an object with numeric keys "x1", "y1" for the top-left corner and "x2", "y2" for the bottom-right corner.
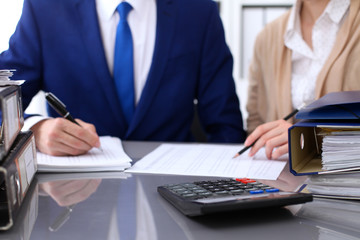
[
  {"x1": 36, "y1": 136, "x2": 132, "y2": 172},
  {"x1": 0, "y1": 69, "x2": 14, "y2": 80},
  {"x1": 0, "y1": 69, "x2": 24, "y2": 85},
  {"x1": 321, "y1": 131, "x2": 360, "y2": 170},
  {"x1": 303, "y1": 171, "x2": 360, "y2": 200}
]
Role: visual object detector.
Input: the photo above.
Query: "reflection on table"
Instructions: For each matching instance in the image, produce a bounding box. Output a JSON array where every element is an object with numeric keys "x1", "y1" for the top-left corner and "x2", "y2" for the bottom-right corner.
[{"x1": 0, "y1": 141, "x2": 359, "y2": 240}]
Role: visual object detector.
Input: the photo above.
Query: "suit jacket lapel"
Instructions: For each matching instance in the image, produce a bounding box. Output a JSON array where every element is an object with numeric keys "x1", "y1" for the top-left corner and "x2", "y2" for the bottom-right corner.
[
  {"x1": 127, "y1": 0, "x2": 176, "y2": 136},
  {"x1": 74, "y1": 0, "x2": 127, "y2": 129}
]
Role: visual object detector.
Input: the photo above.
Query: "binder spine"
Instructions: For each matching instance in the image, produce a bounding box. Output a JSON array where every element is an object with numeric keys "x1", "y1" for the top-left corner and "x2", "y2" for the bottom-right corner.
[
  {"x1": 0, "y1": 86, "x2": 24, "y2": 159},
  {"x1": 0, "y1": 131, "x2": 37, "y2": 230}
]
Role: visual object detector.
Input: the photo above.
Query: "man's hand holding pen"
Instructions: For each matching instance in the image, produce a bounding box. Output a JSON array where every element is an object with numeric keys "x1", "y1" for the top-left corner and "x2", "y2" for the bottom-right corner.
[
  {"x1": 31, "y1": 117, "x2": 101, "y2": 156},
  {"x1": 29, "y1": 92, "x2": 102, "y2": 156}
]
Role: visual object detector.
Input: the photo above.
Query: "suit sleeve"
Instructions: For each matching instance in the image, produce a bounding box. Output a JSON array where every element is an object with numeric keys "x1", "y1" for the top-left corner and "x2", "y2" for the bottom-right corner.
[
  {"x1": 0, "y1": 0, "x2": 43, "y2": 110},
  {"x1": 196, "y1": 3, "x2": 246, "y2": 143}
]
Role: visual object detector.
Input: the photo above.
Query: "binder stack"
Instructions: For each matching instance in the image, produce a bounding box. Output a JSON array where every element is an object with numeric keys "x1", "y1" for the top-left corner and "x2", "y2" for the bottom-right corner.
[
  {"x1": 0, "y1": 72, "x2": 37, "y2": 230},
  {"x1": 289, "y1": 91, "x2": 360, "y2": 199},
  {"x1": 288, "y1": 91, "x2": 360, "y2": 175}
]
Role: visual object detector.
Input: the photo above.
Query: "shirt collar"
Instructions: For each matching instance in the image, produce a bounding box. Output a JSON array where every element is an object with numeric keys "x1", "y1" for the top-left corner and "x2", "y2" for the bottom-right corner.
[
  {"x1": 284, "y1": 0, "x2": 350, "y2": 44},
  {"x1": 285, "y1": 0, "x2": 301, "y2": 35},
  {"x1": 96, "y1": 0, "x2": 148, "y2": 21},
  {"x1": 284, "y1": 0, "x2": 301, "y2": 47},
  {"x1": 284, "y1": 0, "x2": 312, "y2": 58},
  {"x1": 324, "y1": 0, "x2": 350, "y2": 24},
  {"x1": 286, "y1": 0, "x2": 350, "y2": 30}
]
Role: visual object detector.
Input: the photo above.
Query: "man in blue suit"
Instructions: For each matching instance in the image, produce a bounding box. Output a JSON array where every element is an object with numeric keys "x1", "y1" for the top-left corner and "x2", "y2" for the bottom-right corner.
[{"x1": 0, "y1": 0, "x2": 245, "y2": 156}]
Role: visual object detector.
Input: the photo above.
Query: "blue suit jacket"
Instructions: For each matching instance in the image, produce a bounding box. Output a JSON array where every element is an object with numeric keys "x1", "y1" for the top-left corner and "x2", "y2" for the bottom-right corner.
[{"x1": 0, "y1": 0, "x2": 246, "y2": 143}]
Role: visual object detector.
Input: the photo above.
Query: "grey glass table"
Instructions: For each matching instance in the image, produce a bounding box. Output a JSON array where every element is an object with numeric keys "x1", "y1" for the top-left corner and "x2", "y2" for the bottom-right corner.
[{"x1": 1, "y1": 141, "x2": 359, "y2": 240}]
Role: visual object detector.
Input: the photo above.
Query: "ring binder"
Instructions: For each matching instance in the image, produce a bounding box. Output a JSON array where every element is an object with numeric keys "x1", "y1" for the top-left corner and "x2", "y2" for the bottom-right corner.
[
  {"x1": 289, "y1": 91, "x2": 360, "y2": 175},
  {"x1": 0, "y1": 131, "x2": 37, "y2": 230},
  {"x1": 0, "y1": 85, "x2": 24, "y2": 160}
]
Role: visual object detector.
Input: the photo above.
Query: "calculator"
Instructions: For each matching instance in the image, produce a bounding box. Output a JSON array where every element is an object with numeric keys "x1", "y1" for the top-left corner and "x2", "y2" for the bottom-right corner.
[{"x1": 157, "y1": 178, "x2": 313, "y2": 216}]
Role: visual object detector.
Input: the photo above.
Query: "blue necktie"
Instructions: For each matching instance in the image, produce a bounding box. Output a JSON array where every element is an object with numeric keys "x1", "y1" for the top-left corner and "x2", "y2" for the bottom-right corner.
[{"x1": 114, "y1": 2, "x2": 134, "y2": 124}]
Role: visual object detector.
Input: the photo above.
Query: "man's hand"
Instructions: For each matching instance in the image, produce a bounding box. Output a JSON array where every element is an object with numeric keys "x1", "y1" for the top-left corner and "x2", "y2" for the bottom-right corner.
[
  {"x1": 31, "y1": 118, "x2": 101, "y2": 156},
  {"x1": 244, "y1": 119, "x2": 292, "y2": 159}
]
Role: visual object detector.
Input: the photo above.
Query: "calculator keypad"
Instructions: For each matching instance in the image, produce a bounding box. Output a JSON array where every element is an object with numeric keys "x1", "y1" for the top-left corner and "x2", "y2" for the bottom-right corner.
[{"x1": 164, "y1": 178, "x2": 280, "y2": 200}]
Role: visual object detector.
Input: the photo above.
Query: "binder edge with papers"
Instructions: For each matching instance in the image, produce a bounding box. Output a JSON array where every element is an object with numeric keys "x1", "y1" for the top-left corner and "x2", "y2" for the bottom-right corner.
[
  {"x1": 0, "y1": 131, "x2": 37, "y2": 230},
  {"x1": 289, "y1": 91, "x2": 360, "y2": 176},
  {"x1": 288, "y1": 120, "x2": 360, "y2": 176},
  {"x1": 298, "y1": 171, "x2": 360, "y2": 200}
]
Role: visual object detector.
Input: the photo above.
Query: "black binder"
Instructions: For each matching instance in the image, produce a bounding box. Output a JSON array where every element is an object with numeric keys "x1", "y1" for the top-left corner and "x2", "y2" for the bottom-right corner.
[
  {"x1": 0, "y1": 85, "x2": 24, "y2": 159},
  {"x1": 0, "y1": 131, "x2": 37, "y2": 230},
  {"x1": 0, "y1": 178, "x2": 38, "y2": 239}
]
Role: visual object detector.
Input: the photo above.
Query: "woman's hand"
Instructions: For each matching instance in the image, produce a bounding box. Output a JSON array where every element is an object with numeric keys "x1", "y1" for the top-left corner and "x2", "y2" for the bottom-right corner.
[{"x1": 244, "y1": 119, "x2": 292, "y2": 159}]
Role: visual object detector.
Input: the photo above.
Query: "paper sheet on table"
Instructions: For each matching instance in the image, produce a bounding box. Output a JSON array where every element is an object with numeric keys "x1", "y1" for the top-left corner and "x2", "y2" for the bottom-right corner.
[
  {"x1": 126, "y1": 144, "x2": 287, "y2": 180},
  {"x1": 36, "y1": 136, "x2": 132, "y2": 172}
]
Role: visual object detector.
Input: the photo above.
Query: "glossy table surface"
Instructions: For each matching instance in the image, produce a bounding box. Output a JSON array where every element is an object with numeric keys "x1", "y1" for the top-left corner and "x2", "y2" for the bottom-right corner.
[{"x1": 1, "y1": 141, "x2": 360, "y2": 240}]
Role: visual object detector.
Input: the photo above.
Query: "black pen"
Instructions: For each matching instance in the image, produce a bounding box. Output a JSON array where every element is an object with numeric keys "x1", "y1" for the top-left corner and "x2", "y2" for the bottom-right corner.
[
  {"x1": 45, "y1": 92, "x2": 80, "y2": 126},
  {"x1": 45, "y1": 92, "x2": 102, "y2": 151},
  {"x1": 233, "y1": 104, "x2": 306, "y2": 158}
]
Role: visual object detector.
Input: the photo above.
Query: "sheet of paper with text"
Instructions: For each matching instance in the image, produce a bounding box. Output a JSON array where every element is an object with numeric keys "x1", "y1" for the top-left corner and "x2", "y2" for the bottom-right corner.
[{"x1": 127, "y1": 144, "x2": 287, "y2": 180}]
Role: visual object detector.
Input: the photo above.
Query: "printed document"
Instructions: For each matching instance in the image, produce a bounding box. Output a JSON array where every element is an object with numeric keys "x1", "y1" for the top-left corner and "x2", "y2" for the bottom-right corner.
[
  {"x1": 126, "y1": 144, "x2": 287, "y2": 180},
  {"x1": 321, "y1": 130, "x2": 360, "y2": 170},
  {"x1": 36, "y1": 136, "x2": 132, "y2": 172}
]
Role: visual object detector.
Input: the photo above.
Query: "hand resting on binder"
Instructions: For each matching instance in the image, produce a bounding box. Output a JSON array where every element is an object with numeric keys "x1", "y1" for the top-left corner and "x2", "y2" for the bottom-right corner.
[{"x1": 31, "y1": 118, "x2": 101, "y2": 156}]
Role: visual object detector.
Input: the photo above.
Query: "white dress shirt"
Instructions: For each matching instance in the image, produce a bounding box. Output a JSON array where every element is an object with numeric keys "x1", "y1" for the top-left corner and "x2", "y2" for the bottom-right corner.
[
  {"x1": 284, "y1": 0, "x2": 350, "y2": 109},
  {"x1": 96, "y1": 0, "x2": 156, "y2": 104},
  {"x1": 23, "y1": 0, "x2": 156, "y2": 130}
]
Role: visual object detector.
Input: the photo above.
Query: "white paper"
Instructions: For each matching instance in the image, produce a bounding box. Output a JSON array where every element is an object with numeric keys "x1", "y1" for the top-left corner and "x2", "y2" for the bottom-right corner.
[
  {"x1": 36, "y1": 136, "x2": 132, "y2": 172},
  {"x1": 0, "y1": 69, "x2": 24, "y2": 85},
  {"x1": 126, "y1": 144, "x2": 287, "y2": 180},
  {"x1": 322, "y1": 132, "x2": 360, "y2": 170}
]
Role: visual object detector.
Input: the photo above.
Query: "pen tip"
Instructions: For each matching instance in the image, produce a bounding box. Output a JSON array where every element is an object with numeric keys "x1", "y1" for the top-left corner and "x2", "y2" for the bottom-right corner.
[{"x1": 232, "y1": 153, "x2": 239, "y2": 159}]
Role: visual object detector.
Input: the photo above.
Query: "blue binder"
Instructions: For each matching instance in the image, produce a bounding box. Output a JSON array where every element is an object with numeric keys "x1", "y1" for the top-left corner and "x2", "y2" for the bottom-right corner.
[
  {"x1": 288, "y1": 120, "x2": 360, "y2": 175},
  {"x1": 289, "y1": 91, "x2": 360, "y2": 176},
  {"x1": 295, "y1": 91, "x2": 360, "y2": 120}
]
